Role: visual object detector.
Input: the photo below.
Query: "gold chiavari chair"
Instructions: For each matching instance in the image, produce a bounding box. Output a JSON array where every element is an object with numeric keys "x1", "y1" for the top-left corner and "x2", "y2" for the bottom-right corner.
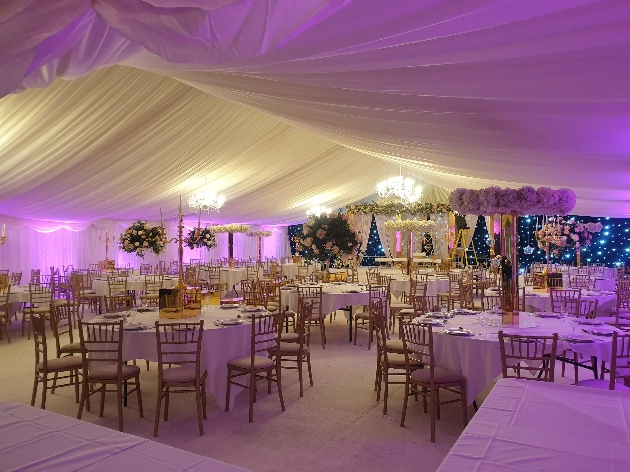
[
  {"x1": 0, "y1": 286, "x2": 10, "y2": 343},
  {"x1": 569, "y1": 274, "x2": 591, "y2": 289},
  {"x1": 241, "y1": 279, "x2": 262, "y2": 306},
  {"x1": 269, "y1": 300, "x2": 313, "y2": 397},
  {"x1": 458, "y1": 279, "x2": 475, "y2": 310},
  {"x1": 106, "y1": 276, "x2": 132, "y2": 312},
  {"x1": 154, "y1": 321, "x2": 207, "y2": 436},
  {"x1": 549, "y1": 288, "x2": 581, "y2": 315},
  {"x1": 366, "y1": 268, "x2": 380, "y2": 285},
  {"x1": 395, "y1": 281, "x2": 428, "y2": 330},
  {"x1": 77, "y1": 319, "x2": 144, "y2": 432},
  {"x1": 297, "y1": 285, "x2": 327, "y2": 349},
  {"x1": 71, "y1": 272, "x2": 102, "y2": 320},
  {"x1": 225, "y1": 313, "x2": 285, "y2": 422},
  {"x1": 30, "y1": 269, "x2": 41, "y2": 285},
  {"x1": 23, "y1": 283, "x2": 53, "y2": 339},
  {"x1": 139, "y1": 263, "x2": 152, "y2": 275},
  {"x1": 498, "y1": 331, "x2": 558, "y2": 382},
  {"x1": 296, "y1": 265, "x2": 310, "y2": 283},
  {"x1": 400, "y1": 319, "x2": 468, "y2": 442},
  {"x1": 9, "y1": 271, "x2": 22, "y2": 286},
  {"x1": 601, "y1": 285, "x2": 630, "y2": 329},
  {"x1": 31, "y1": 313, "x2": 82, "y2": 410},
  {"x1": 140, "y1": 274, "x2": 164, "y2": 307},
  {"x1": 373, "y1": 298, "x2": 420, "y2": 415},
  {"x1": 558, "y1": 298, "x2": 600, "y2": 382},
  {"x1": 354, "y1": 285, "x2": 388, "y2": 350},
  {"x1": 578, "y1": 332, "x2": 630, "y2": 392}
]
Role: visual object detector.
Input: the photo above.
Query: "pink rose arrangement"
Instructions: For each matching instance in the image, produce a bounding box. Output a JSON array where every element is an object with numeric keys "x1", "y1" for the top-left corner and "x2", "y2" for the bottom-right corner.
[
  {"x1": 119, "y1": 220, "x2": 166, "y2": 257},
  {"x1": 294, "y1": 212, "x2": 361, "y2": 263},
  {"x1": 535, "y1": 217, "x2": 602, "y2": 257}
]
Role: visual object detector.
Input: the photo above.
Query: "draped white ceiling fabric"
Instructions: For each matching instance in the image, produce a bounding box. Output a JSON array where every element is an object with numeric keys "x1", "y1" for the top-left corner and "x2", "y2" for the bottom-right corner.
[{"x1": 1, "y1": 0, "x2": 629, "y2": 222}]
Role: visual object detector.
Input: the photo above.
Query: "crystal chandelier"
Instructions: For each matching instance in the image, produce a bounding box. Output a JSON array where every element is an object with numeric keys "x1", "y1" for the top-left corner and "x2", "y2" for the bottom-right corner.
[
  {"x1": 376, "y1": 167, "x2": 422, "y2": 205},
  {"x1": 306, "y1": 205, "x2": 331, "y2": 217},
  {"x1": 188, "y1": 189, "x2": 225, "y2": 213}
]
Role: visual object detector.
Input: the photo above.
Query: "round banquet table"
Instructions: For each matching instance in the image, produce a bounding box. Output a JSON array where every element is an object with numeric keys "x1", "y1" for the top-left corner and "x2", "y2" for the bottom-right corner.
[
  {"x1": 389, "y1": 276, "x2": 450, "y2": 298},
  {"x1": 522, "y1": 286, "x2": 616, "y2": 317},
  {"x1": 93, "y1": 305, "x2": 266, "y2": 409},
  {"x1": 569, "y1": 267, "x2": 617, "y2": 279},
  {"x1": 281, "y1": 282, "x2": 373, "y2": 341},
  {"x1": 91, "y1": 275, "x2": 179, "y2": 298},
  {"x1": 430, "y1": 312, "x2": 619, "y2": 404}
]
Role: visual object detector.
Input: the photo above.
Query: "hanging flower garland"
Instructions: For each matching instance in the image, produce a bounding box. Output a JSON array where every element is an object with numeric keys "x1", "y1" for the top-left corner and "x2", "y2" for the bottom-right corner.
[
  {"x1": 346, "y1": 201, "x2": 451, "y2": 216},
  {"x1": 210, "y1": 224, "x2": 250, "y2": 233},
  {"x1": 384, "y1": 219, "x2": 436, "y2": 232},
  {"x1": 119, "y1": 220, "x2": 165, "y2": 258},
  {"x1": 448, "y1": 186, "x2": 576, "y2": 216},
  {"x1": 246, "y1": 230, "x2": 273, "y2": 237},
  {"x1": 184, "y1": 227, "x2": 217, "y2": 251},
  {"x1": 294, "y1": 212, "x2": 362, "y2": 262}
]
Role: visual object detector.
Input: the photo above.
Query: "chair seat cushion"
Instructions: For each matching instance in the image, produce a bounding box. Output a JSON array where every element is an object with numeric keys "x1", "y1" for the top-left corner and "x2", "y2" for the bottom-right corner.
[
  {"x1": 386, "y1": 353, "x2": 421, "y2": 366},
  {"x1": 88, "y1": 364, "x2": 140, "y2": 380},
  {"x1": 37, "y1": 356, "x2": 82, "y2": 372},
  {"x1": 282, "y1": 332, "x2": 299, "y2": 343},
  {"x1": 60, "y1": 342, "x2": 82, "y2": 353},
  {"x1": 399, "y1": 308, "x2": 416, "y2": 315},
  {"x1": 29, "y1": 307, "x2": 50, "y2": 314},
  {"x1": 575, "y1": 378, "x2": 630, "y2": 392},
  {"x1": 141, "y1": 293, "x2": 159, "y2": 299},
  {"x1": 228, "y1": 355, "x2": 274, "y2": 370},
  {"x1": 410, "y1": 366, "x2": 463, "y2": 384},
  {"x1": 163, "y1": 366, "x2": 205, "y2": 384},
  {"x1": 273, "y1": 342, "x2": 308, "y2": 355},
  {"x1": 52, "y1": 299, "x2": 68, "y2": 305},
  {"x1": 386, "y1": 339, "x2": 405, "y2": 353},
  {"x1": 390, "y1": 303, "x2": 412, "y2": 310}
]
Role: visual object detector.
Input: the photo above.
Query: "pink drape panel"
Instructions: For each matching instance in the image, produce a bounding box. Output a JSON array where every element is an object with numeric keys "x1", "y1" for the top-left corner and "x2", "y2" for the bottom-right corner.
[{"x1": 0, "y1": 220, "x2": 290, "y2": 277}]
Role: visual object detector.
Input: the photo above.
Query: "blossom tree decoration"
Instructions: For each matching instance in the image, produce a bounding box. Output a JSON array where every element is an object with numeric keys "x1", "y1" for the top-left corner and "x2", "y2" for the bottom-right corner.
[
  {"x1": 294, "y1": 212, "x2": 362, "y2": 263},
  {"x1": 535, "y1": 217, "x2": 603, "y2": 258},
  {"x1": 119, "y1": 220, "x2": 166, "y2": 258},
  {"x1": 448, "y1": 186, "x2": 577, "y2": 215}
]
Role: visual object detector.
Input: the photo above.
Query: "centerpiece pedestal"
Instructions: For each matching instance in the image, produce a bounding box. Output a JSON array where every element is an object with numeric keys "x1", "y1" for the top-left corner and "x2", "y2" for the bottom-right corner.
[{"x1": 501, "y1": 211, "x2": 519, "y2": 326}]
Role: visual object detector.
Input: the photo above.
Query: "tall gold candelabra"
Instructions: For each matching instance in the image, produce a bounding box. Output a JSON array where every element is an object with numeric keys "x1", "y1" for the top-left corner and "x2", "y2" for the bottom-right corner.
[{"x1": 99, "y1": 231, "x2": 112, "y2": 261}]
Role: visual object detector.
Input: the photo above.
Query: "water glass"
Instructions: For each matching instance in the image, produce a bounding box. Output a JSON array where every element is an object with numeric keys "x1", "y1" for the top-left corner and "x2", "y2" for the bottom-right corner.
[
  {"x1": 478, "y1": 315, "x2": 487, "y2": 335},
  {"x1": 440, "y1": 304, "x2": 448, "y2": 316}
]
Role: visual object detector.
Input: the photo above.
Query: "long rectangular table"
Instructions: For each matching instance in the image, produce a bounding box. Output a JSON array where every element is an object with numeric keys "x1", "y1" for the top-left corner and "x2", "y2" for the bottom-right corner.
[
  {"x1": 437, "y1": 378, "x2": 630, "y2": 471},
  {"x1": 0, "y1": 402, "x2": 250, "y2": 471}
]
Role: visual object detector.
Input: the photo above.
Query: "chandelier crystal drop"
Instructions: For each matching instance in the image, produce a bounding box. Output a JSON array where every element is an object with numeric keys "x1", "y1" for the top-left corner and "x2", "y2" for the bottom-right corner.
[
  {"x1": 306, "y1": 205, "x2": 331, "y2": 217},
  {"x1": 188, "y1": 189, "x2": 225, "y2": 213},
  {"x1": 376, "y1": 168, "x2": 422, "y2": 205}
]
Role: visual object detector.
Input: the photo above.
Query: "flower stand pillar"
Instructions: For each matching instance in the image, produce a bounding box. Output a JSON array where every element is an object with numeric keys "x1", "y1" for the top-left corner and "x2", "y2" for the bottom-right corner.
[
  {"x1": 576, "y1": 248, "x2": 581, "y2": 268},
  {"x1": 228, "y1": 232, "x2": 234, "y2": 268},
  {"x1": 500, "y1": 211, "x2": 519, "y2": 325},
  {"x1": 257, "y1": 236, "x2": 262, "y2": 263},
  {"x1": 489, "y1": 215, "x2": 495, "y2": 258}
]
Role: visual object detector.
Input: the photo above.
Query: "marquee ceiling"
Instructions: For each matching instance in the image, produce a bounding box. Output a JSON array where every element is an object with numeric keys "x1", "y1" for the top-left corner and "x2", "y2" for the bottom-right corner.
[{"x1": 1, "y1": 0, "x2": 629, "y2": 221}]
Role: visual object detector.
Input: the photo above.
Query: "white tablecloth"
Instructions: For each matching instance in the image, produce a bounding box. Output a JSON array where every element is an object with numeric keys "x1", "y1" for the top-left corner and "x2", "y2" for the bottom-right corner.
[
  {"x1": 91, "y1": 275, "x2": 179, "y2": 298},
  {"x1": 97, "y1": 306, "x2": 259, "y2": 409},
  {"x1": 281, "y1": 283, "x2": 371, "y2": 314},
  {"x1": 569, "y1": 266, "x2": 617, "y2": 279},
  {"x1": 431, "y1": 312, "x2": 618, "y2": 404},
  {"x1": 437, "y1": 378, "x2": 630, "y2": 472},
  {"x1": 523, "y1": 287, "x2": 616, "y2": 316},
  {"x1": 7, "y1": 285, "x2": 30, "y2": 304},
  {"x1": 389, "y1": 276, "x2": 450, "y2": 298},
  {"x1": 0, "y1": 402, "x2": 250, "y2": 471}
]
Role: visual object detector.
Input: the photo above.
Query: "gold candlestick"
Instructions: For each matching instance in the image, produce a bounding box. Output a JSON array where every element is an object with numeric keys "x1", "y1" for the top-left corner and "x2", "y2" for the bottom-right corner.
[{"x1": 99, "y1": 231, "x2": 113, "y2": 261}]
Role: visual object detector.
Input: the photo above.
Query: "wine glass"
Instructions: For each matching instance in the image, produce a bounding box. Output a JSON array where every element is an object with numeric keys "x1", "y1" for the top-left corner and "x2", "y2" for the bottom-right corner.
[
  {"x1": 566, "y1": 316, "x2": 580, "y2": 335},
  {"x1": 478, "y1": 315, "x2": 487, "y2": 335},
  {"x1": 440, "y1": 304, "x2": 448, "y2": 316}
]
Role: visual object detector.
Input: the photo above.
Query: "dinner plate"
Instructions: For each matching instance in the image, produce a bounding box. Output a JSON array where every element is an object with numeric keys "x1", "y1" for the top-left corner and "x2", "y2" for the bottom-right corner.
[
  {"x1": 243, "y1": 306, "x2": 265, "y2": 312},
  {"x1": 123, "y1": 323, "x2": 146, "y2": 331},
  {"x1": 102, "y1": 313, "x2": 125, "y2": 319},
  {"x1": 582, "y1": 328, "x2": 614, "y2": 337},
  {"x1": 136, "y1": 308, "x2": 156, "y2": 313},
  {"x1": 426, "y1": 312, "x2": 452, "y2": 319},
  {"x1": 560, "y1": 334, "x2": 594, "y2": 343},
  {"x1": 441, "y1": 328, "x2": 474, "y2": 337},
  {"x1": 412, "y1": 317, "x2": 445, "y2": 326},
  {"x1": 221, "y1": 319, "x2": 244, "y2": 326},
  {"x1": 452, "y1": 309, "x2": 478, "y2": 315},
  {"x1": 531, "y1": 312, "x2": 561, "y2": 318},
  {"x1": 220, "y1": 304, "x2": 240, "y2": 309},
  {"x1": 578, "y1": 319, "x2": 603, "y2": 326}
]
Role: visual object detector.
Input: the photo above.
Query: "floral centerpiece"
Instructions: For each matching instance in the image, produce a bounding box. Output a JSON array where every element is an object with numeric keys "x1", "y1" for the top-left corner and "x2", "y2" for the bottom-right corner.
[
  {"x1": 449, "y1": 186, "x2": 576, "y2": 215},
  {"x1": 346, "y1": 201, "x2": 450, "y2": 216},
  {"x1": 211, "y1": 224, "x2": 250, "y2": 233},
  {"x1": 184, "y1": 227, "x2": 217, "y2": 251},
  {"x1": 384, "y1": 219, "x2": 436, "y2": 232},
  {"x1": 119, "y1": 220, "x2": 165, "y2": 258},
  {"x1": 294, "y1": 212, "x2": 362, "y2": 264},
  {"x1": 333, "y1": 258, "x2": 355, "y2": 269},
  {"x1": 535, "y1": 217, "x2": 603, "y2": 258}
]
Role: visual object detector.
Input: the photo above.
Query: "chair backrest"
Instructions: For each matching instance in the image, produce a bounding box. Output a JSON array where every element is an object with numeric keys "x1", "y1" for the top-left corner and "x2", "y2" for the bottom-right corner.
[
  {"x1": 241, "y1": 279, "x2": 262, "y2": 306},
  {"x1": 297, "y1": 285, "x2": 323, "y2": 317},
  {"x1": 368, "y1": 285, "x2": 388, "y2": 310},
  {"x1": 78, "y1": 320, "x2": 124, "y2": 376},
  {"x1": 0, "y1": 286, "x2": 10, "y2": 312},
  {"x1": 498, "y1": 331, "x2": 558, "y2": 382},
  {"x1": 31, "y1": 313, "x2": 49, "y2": 371},
  {"x1": 10, "y1": 272, "x2": 22, "y2": 286},
  {"x1": 145, "y1": 274, "x2": 164, "y2": 293},
  {"x1": 0, "y1": 273, "x2": 8, "y2": 288},
  {"x1": 577, "y1": 299, "x2": 598, "y2": 319},
  {"x1": 30, "y1": 269, "x2": 41, "y2": 285},
  {"x1": 367, "y1": 268, "x2": 380, "y2": 285},
  {"x1": 105, "y1": 295, "x2": 131, "y2": 313},
  {"x1": 50, "y1": 303, "x2": 75, "y2": 358},
  {"x1": 372, "y1": 298, "x2": 387, "y2": 352},
  {"x1": 549, "y1": 288, "x2": 581, "y2": 315},
  {"x1": 296, "y1": 299, "x2": 313, "y2": 347},
  {"x1": 608, "y1": 332, "x2": 630, "y2": 389},
  {"x1": 481, "y1": 287, "x2": 502, "y2": 311},
  {"x1": 29, "y1": 283, "x2": 51, "y2": 306},
  {"x1": 184, "y1": 265, "x2": 199, "y2": 286},
  {"x1": 250, "y1": 313, "x2": 282, "y2": 362},
  {"x1": 569, "y1": 274, "x2": 591, "y2": 288},
  {"x1": 155, "y1": 320, "x2": 204, "y2": 378},
  {"x1": 401, "y1": 320, "x2": 433, "y2": 380},
  {"x1": 458, "y1": 279, "x2": 474, "y2": 309},
  {"x1": 139, "y1": 263, "x2": 152, "y2": 275},
  {"x1": 107, "y1": 276, "x2": 128, "y2": 297}
]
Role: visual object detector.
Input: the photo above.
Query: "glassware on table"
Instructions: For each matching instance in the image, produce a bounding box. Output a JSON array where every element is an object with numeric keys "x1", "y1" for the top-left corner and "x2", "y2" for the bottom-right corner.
[
  {"x1": 566, "y1": 316, "x2": 580, "y2": 335},
  {"x1": 478, "y1": 315, "x2": 487, "y2": 335},
  {"x1": 440, "y1": 304, "x2": 448, "y2": 316}
]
